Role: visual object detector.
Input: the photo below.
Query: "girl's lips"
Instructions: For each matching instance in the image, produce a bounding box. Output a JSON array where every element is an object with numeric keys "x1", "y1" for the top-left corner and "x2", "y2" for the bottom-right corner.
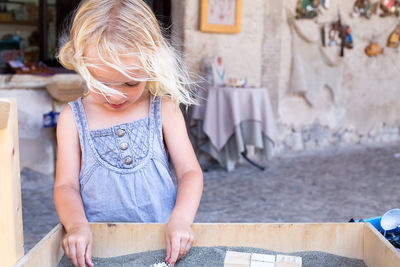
[{"x1": 108, "y1": 102, "x2": 126, "y2": 109}]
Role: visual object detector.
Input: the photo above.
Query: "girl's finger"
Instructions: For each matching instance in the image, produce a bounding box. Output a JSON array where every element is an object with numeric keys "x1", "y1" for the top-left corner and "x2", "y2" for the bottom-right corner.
[
  {"x1": 178, "y1": 238, "x2": 188, "y2": 260},
  {"x1": 76, "y1": 241, "x2": 86, "y2": 267},
  {"x1": 62, "y1": 239, "x2": 69, "y2": 258},
  {"x1": 165, "y1": 235, "x2": 171, "y2": 262},
  {"x1": 168, "y1": 236, "x2": 181, "y2": 266},
  {"x1": 184, "y1": 235, "x2": 193, "y2": 255},
  {"x1": 86, "y1": 241, "x2": 94, "y2": 267},
  {"x1": 68, "y1": 243, "x2": 78, "y2": 266}
]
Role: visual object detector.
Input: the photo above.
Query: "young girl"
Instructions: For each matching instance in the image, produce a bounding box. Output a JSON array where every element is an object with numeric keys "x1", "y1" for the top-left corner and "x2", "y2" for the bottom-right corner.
[{"x1": 54, "y1": 1, "x2": 203, "y2": 266}]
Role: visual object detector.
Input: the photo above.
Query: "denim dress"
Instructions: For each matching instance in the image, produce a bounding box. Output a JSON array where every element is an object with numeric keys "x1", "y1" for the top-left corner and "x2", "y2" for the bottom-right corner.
[{"x1": 68, "y1": 96, "x2": 176, "y2": 222}]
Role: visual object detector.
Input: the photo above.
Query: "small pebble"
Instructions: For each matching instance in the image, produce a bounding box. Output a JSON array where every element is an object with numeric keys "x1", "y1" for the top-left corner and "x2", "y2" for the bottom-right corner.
[{"x1": 151, "y1": 262, "x2": 170, "y2": 267}]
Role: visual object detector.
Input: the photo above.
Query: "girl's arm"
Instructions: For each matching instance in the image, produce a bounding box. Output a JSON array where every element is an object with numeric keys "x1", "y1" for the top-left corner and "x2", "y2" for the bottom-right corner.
[
  {"x1": 54, "y1": 106, "x2": 93, "y2": 267},
  {"x1": 161, "y1": 98, "x2": 204, "y2": 266}
]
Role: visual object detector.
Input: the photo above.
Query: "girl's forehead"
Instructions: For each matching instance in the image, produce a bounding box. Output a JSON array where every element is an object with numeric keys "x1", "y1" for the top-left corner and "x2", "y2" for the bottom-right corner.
[
  {"x1": 84, "y1": 46, "x2": 145, "y2": 82},
  {"x1": 84, "y1": 45, "x2": 142, "y2": 65}
]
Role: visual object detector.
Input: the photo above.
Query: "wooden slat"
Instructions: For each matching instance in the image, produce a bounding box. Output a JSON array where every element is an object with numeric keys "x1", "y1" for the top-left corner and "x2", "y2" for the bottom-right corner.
[
  {"x1": 192, "y1": 223, "x2": 364, "y2": 259},
  {"x1": 90, "y1": 223, "x2": 167, "y2": 257},
  {"x1": 0, "y1": 98, "x2": 24, "y2": 267},
  {"x1": 15, "y1": 224, "x2": 65, "y2": 267},
  {"x1": 363, "y1": 223, "x2": 400, "y2": 267},
  {"x1": 89, "y1": 223, "x2": 364, "y2": 259},
  {"x1": 0, "y1": 99, "x2": 10, "y2": 129}
]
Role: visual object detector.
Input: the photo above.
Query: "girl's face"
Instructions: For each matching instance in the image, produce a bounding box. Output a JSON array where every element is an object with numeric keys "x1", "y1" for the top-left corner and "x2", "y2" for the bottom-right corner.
[{"x1": 84, "y1": 46, "x2": 148, "y2": 111}]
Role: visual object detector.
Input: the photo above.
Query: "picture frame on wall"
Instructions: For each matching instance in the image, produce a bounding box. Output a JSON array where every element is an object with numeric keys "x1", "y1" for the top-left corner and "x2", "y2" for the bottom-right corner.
[{"x1": 200, "y1": 0, "x2": 242, "y2": 33}]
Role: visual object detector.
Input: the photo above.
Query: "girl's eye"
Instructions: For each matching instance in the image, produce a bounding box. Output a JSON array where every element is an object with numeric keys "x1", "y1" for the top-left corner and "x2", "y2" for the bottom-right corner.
[{"x1": 125, "y1": 82, "x2": 140, "y2": 87}]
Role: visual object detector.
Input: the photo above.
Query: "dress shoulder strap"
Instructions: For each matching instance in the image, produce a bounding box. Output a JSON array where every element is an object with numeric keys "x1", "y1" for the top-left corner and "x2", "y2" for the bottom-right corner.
[{"x1": 68, "y1": 98, "x2": 89, "y2": 157}]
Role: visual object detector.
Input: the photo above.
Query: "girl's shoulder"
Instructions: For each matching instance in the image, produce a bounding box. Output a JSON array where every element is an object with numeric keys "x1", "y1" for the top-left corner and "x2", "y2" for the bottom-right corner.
[
  {"x1": 160, "y1": 96, "x2": 174, "y2": 109},
  {"x1": 59, "y1": 102, "x2": 76, "y2": 127},
  {"x1": 56, "y1": 103, "x2": 80, "y2": 146},
  {"x1": 160, "y1": 96, "x2": 178, "y2": 119},
  {"x1": 159, "y1": 96, "x2": 184, "y2": 129}
]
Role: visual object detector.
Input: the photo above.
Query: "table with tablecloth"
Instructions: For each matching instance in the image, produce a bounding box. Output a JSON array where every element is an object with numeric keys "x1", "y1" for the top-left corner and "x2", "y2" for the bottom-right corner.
[{"x1": 190, "y1": 86, "x2": 276, "y2": 171}]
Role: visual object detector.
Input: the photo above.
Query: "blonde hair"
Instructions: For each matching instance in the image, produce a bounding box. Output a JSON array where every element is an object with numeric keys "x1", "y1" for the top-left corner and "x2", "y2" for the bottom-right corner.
[{"x1": 58, "y1": 0, "x2": 196, "y2": 106}]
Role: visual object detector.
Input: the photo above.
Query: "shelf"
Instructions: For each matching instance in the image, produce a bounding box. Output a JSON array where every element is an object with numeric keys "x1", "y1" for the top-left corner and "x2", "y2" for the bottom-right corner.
[
  {"x1": 0, "y1": 20, "x2": 37, "y2": 26},
  {"x1": 0, "y1": 1, "x2": 26, "y2": 5}
]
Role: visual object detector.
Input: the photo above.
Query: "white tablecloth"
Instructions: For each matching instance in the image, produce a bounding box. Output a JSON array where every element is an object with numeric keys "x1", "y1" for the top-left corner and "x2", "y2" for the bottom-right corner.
[{"x1": 191, "y1": 86, "x2": 276, "y2": 171}]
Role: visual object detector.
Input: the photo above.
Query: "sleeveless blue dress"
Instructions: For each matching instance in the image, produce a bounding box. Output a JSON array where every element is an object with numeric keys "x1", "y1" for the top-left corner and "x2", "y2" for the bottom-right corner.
[{"x1": 68, "y1": 96, "x2": 176, "y2": 222}]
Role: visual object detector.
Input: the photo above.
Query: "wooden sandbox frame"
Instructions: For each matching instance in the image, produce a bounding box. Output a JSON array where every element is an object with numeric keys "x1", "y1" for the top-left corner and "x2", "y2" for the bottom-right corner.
[
  {"x1": 1, "y1": 98, "x2": 400, "y2": 267},
  {"x1": 14, "y1": 223, "x2": 400, "y2": 267}
]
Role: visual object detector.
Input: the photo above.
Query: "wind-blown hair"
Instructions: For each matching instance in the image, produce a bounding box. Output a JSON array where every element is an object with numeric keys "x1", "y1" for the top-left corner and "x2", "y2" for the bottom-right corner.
[{"x1": 58, "y1": 0, "x2": 196, "y2": 106}]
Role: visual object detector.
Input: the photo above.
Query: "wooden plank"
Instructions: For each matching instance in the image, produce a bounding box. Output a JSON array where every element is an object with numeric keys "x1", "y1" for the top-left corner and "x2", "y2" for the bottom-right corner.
[
  {"x1": 89, "y1": 223, "x2": 364, "y2": 259},
  {"x1": 90, "y1": 223, "x2": 167, "y2": 257},
  {"x1": 0, "y1": 99, "x2": 10, "y2": 129},
  {"x1": 191, "y1": 223, "x2": 364, "y2": 259},
  {"x1": 0, "y1": 98, "x2": 24, "y2": 267},
  {"x1": 363, "y1": 223, "x2": 400, "y2": 267},
  {"x1": 15, "y1": 224, "x2": 65, "y2": 267}
]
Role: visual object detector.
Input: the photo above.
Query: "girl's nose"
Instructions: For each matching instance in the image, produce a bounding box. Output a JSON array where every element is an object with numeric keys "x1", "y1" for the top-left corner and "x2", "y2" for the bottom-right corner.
[{"x1": 108, "y1": 94, "x2": 126, "y2": 104}]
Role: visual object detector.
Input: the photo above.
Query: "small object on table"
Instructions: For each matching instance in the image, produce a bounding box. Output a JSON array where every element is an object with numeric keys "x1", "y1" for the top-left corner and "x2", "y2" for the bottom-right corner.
[
  {"x1": 212, "y1": 56, "x2": 227, "y2": 87},
  {"x1": 227, "y1": 77, "x2": 247, "y2": 88}
]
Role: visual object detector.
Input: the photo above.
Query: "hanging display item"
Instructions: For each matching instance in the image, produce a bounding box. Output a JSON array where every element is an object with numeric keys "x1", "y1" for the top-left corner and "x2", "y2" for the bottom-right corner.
[
  {"x1": 287, "y1": 12, "x2": 343, "y2": 107},
  {"x1": 321, "y1": 17, "x2": 353, "y2": 57},
  {"x1": 295, "y1": 0, "x2": 330, "y2": 19},
  {"x1": 380, "y1": 0, "x2": 400, "y2": 16},
  {"x1": 352, "y1": 0, "x2": 378, "y2": 18},
  {"x1": 365, "y1": 42, "x2": 384, "y2": 56},
  {"x1": 320, "y1": 0, "x2": 330, "y2": 9},
  {"x1": 387, "y1": 26, "x2": 400, "y2": 47}
]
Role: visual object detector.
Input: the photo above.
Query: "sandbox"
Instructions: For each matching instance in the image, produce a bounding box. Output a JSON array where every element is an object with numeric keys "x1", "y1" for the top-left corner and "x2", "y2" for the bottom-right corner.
[{"x1": 14, "y1": 222, "x2": 400, "y2": 266}]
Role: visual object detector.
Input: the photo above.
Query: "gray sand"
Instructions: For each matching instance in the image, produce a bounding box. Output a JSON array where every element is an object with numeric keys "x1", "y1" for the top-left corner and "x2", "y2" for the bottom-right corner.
[{"x1": 57, "y1": 246, "x2": 367, "y2": 267}]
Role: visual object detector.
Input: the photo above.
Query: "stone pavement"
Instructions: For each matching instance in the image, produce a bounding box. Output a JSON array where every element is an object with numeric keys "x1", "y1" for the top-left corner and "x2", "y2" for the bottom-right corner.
[{"x1": 20, "y1": 143, "x2": 400, "y2": 252}]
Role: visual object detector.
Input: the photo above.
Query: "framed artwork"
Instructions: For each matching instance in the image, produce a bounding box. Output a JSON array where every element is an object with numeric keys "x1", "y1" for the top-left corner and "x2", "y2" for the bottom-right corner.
[{"x1": 200, "y1": 0, "x2": 242, "y2": 33}]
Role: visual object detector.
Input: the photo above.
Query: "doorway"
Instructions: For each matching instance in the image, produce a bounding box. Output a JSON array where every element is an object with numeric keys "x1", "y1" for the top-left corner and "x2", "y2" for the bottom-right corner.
[{"x1": 41, "y1": 0, "x2": 172, "y2": 64}]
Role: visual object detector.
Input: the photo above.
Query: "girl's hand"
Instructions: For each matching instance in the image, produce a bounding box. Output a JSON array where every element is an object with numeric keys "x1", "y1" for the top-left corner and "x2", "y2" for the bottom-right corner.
[
  {"x1": 165, "y1": 218, "x2": 195, "y2": 266},
  {"x1": 62, "y1": 223, "x2": 94, "y2": 267}
]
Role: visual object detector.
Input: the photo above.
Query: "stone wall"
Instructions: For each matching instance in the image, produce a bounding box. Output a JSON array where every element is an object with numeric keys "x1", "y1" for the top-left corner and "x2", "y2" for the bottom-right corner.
[
  {"x1": 172, "y1": 0, "x2": 400, "y2": 154},
  {"x1": 178, "y1": 0, "x2": 265, "y2": 88},
  {"x1": 277, "y1": 0, "x2": 400, "y2": 153}
]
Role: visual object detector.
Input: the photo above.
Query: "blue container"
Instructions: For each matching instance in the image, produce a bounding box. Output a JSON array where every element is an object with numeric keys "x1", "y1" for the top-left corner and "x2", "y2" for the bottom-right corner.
[
  {"x1": 43, "y1": 111, "x2": 60, "y2": 128},
  {"x1": 356, "y1": 216, "x2": 383, "y2": 232}
]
